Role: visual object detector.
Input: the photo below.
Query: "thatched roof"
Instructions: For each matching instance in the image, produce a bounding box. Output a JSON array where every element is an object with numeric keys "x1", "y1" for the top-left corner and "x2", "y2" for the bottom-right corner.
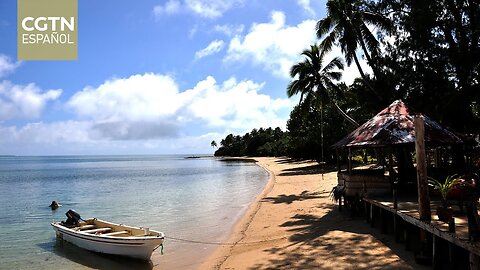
[{"x1": 332, "y1": 100, "x2": 464, "y2": 148}]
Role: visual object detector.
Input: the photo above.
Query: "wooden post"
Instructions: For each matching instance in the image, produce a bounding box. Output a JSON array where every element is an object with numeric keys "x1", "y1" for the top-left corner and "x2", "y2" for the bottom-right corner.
[
  {"x1": 449, "y1": 218, "x2": 455, "y2": 233},
  {"x1": 381, "y1": 209, "x2": 388, "y2": 234},
  {"x1": 432, "y1": 235, "x2": 439, "y2": 269},
  {"x1": 393, "y1": 184, "x2": 398, "y2": 210},
  {"x1": 405, "y1": 224, "x2": 411, "y2": 251},
  {"x1": 364, "y1": 200, "x2": 370, "y2": 223},
  {"x1": 470, "y1": 253, "x2": 480, "y2": 270},
  {"x1": 370, "y1": 204, "x2": 375, "y2": 228},
  {"x1": 393, "y1": 214, "x2": 400, "y2": 242},
  {"x1": 336, "y1": 149, "x2": 340, "y2": 173},
  {"x1": 339, "y1": 195, "x2": 342, "y2": 212},
  {"x1": 448, "y1": 242, "x2": 454, "y2": 266},
  {"x1": 415, "y1": 115, "x2": 431, "y2": 222},
  {"x1": 348, "y1": 148, "x2": 352, "y2": 174}
]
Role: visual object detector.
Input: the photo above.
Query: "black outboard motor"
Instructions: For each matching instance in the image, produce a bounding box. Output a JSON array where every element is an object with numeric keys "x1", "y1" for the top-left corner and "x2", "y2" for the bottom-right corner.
[{"x1": 63, "y1": 209, "x2": 82, "y2": 226}]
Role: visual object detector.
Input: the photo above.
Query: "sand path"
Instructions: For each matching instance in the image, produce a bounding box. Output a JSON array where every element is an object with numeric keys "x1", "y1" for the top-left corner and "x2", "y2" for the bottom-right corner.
[{"x1": 201, "y1": 157, "x2": 427, "y2": 270}]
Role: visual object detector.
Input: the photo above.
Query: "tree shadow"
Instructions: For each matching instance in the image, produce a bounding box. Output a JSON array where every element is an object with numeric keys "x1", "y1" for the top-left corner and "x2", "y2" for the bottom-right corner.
[
  {"x1": 262, "y1": 191, "x2": 330, "y2": 204},
  {"x1": 249, "y1": 206, "x2": 424, "y2": 270},
  {"x1": 275, "y1": 157, "x2": 313, "y2": 164},
  {"x1": 279, "y1": 164, "x2": 338, "y2": 176}
]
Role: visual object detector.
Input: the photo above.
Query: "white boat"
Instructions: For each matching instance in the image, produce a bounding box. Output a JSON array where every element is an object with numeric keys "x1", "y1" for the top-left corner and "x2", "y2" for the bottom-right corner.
[{"x1": 51, "y1": 210, "x2": 165, "y2": 261}]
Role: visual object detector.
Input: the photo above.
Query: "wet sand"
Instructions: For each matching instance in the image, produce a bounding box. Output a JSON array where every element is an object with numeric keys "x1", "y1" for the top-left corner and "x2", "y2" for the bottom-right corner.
[{"x1": 200, "y1": 157, "x2": 428, "y2": 270}]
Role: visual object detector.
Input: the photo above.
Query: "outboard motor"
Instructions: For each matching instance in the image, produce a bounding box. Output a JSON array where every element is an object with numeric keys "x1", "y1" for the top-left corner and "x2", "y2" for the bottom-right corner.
[{"x1": 64, "y1": 209, "x2": 82, "y2": 226}]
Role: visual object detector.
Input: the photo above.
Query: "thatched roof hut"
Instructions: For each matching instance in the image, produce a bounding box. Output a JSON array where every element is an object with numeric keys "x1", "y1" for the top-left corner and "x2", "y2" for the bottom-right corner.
[{"x1": 332, "y1": 100, "x2": 464, "y2": 148}]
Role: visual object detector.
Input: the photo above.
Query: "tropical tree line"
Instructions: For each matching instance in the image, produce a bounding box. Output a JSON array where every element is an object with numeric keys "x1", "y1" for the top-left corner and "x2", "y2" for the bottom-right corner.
[
  {"x1": 214, "y1": 0, "x2": 480, "y2": 161},
  {"x1": 213, "y1": 127, "x2": 289, "y2": 157}
]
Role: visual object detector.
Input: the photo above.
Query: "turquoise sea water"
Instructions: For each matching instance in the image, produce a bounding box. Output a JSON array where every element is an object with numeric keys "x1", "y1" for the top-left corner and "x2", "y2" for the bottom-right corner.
[{"x1": 0, "y1": 156, "x2": 268, "y2": 270}]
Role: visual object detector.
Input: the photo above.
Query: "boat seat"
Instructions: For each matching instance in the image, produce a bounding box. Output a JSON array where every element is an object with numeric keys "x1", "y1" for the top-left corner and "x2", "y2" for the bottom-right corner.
[
  {"x1": 78, "y1": 224, "x2": 95, "y2": 230},
  {"x1": 82, "y1": 227, "x2": 112, "y2": 234},
  {"x1": 103, "y1": 230, "x2": 129, "y2": 236}
]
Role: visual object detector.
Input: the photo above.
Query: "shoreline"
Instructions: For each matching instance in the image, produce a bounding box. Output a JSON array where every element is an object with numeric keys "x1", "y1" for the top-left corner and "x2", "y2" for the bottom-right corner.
[
  {"x1": 200, "y1": 157, "x2": 428, "y2": 269},
  {"x1": 198, "y1": 157, "x2": 277, "y2": 269},
  {"x1": 151, "y1": 156, "x2": 271, "y2": 270}
]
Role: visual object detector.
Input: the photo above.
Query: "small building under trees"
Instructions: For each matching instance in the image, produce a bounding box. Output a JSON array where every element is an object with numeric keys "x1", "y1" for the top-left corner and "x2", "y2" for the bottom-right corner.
[{"x1": 332, "y1": 100, "x2": 467, "y2": 197}]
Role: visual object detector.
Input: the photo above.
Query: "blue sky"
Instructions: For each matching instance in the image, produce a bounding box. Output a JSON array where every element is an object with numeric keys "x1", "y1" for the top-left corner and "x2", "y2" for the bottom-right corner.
[{"x1": 0, "y1": 0, "x2": 366, "y2": 155}]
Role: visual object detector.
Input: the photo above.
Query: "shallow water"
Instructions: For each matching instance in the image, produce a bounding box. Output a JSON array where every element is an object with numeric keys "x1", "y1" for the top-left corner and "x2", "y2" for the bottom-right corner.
[{"x1": 0, "y1": 155, "x2": 268, "y2": 269}]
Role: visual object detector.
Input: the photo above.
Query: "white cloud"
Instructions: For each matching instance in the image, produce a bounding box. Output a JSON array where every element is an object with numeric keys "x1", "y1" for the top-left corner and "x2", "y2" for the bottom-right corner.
[
  {"x1": 0, "y1": 121, "x2": 93, "y2": 144},
  {"x1": 214, "y1": 24, "x2": 244, "y2": 36},
  {"x1": 297, "y1": 0, "x2": 316, "y2": 16},
  {"x1": 0, "y1": 80, "x2": 61, "y2": 120},
  {"x1": 153, "y1": 0, "x2": 181, "y2": 16},
  {"x1": 321, "y1": 46, "x2": 373, "y2": 85},
  {"x1": 195, "y1": 40, "x2": 225, "y2": 59},
  {"x1": 223, "y1": 11, "x2": 372, "y2": 85},
  {"x1": 67, "y1": 73, "x2": 180, "y2": 122},
  {"x1": 153, "y1": 0, "x2": 244, "y2": 19},
  {"x1": 0, "y1": 54, "x2": 21, "y2": 78},
  {"x1": 1, "y1": 73, "x2": 295, "y2": 154},
  {"x1": 0, "y1": 121, "x2": 223, "y2": 155},
  {"x1": 184, "y1": 76, "x2": 293, "y2": 129},
  {"x1": 185, "y1": 0, "x2": 244, "y2": 18},
  {"x1": 342, "y1": 58, "x2": 372, "y2": 85},
  {"x1": 65, "y1": 73, "x2": 293, "y2": 141},
  {"x1": 224, "y1": 11, "x2": 317, "y2": 78},
  {"x1": 189, "y1": 24, "x2": 199, "y2": 38}
]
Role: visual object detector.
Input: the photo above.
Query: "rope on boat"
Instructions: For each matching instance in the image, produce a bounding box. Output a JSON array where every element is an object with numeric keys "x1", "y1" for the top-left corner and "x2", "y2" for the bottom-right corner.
[{"x1": 164, "y1": 235, "x2": 289, "y2": 246}]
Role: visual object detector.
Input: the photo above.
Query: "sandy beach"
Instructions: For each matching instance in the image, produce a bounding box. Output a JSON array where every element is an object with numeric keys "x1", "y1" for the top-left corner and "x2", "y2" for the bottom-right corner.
[{"x1": 200, "y1": 157, "x2": 428, "y2": 270}]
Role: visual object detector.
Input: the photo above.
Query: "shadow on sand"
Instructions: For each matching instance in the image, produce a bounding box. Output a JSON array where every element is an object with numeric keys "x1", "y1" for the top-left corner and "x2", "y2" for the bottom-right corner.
[
  {"x1": 38, "y1": 239, "x2": 154, "y2": 270},
  {"x1": 275, "y1": 157, "x2": 313, "y2": 164},
  {"x1": 249, "y1": 193, "x2": 427, "y2": 270},
  {"x1": 262, "y1": 191, "x2": 330, "y2": 205},
  {"x1": 278, "y1": 165, "x2": 338, "y2": 176}
]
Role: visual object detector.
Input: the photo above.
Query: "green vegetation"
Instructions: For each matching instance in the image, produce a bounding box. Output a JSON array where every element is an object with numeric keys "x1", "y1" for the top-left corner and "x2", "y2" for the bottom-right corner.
[
  {"x1": 215, "y1": 0, "x2": 479, "y2": 161},
  {"x1": 214, "y1": 127, "x2": 289, "y2": 157},
  {"x1": 428, "y1": 175, "x2": 460, "y2": 207}
]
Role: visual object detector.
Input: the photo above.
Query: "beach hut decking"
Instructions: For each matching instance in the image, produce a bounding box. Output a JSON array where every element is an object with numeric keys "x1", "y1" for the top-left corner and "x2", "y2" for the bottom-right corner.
[
  {"x1": 331, "y1": 100, "x2": 479, "y2": 269},
  {"x1": 362, "y1": 195, "x2": 480, "y2": 269}
]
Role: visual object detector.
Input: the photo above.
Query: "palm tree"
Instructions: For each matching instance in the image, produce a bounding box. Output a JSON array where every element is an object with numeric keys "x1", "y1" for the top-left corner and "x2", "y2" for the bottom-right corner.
[
  {"x1": 287, "y1": 44, "x2": 359, "y2": 127},
  {"x1": 316, "y1": 0, "x2": 391, "y2": 85},
  {"x1": 210, "y1": 140, "x2": 218, "y2": 149}
]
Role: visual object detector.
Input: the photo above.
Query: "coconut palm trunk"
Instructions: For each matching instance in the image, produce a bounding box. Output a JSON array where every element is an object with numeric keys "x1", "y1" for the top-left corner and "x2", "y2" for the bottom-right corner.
[{"x1": 331, "y1": 100, "x2": 359, "y2": 127}]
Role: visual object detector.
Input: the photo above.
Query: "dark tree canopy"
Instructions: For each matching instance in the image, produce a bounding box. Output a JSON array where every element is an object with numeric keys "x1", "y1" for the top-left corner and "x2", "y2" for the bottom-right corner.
[
  {"x1": 214, "y1": 0, "x2": 480, "y2": 163},
  {"x1": 214, "y1": 127, "x2": 289, "y2": 157}
]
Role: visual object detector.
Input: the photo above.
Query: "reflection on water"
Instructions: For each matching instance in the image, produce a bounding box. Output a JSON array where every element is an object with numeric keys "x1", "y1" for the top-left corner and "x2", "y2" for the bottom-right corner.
[
  {"x1": 38, "y1": 239, "x2": 154, "y2": 270},
  {"x1": 0, "y1": 156, "x2": 268, "y2": 269}
]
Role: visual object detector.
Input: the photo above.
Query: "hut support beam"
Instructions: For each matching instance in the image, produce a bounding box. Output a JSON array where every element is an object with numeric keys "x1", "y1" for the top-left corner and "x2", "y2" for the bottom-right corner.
[
  {"x1": 338, "y1": 195, "x2": 342, "y2": 212},
  {"x1": 432, "y1": 235, "x2": 439, "y2": 269},
  {"x1": 415, "y1": 115, "x2": 431, "y2": 222},
  {"x1": 470, "y1": 253, "x2": 480, "y2": 270},
  {"x1": 394, "y1": 214, "x2": 401, "y2": 243},
  {"x1": 348, "y1": 148, "x2": 352, "y2": 174}
]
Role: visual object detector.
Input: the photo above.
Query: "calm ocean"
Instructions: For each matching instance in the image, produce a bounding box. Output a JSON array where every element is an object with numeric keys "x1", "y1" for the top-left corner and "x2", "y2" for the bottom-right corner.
[{"x1": 0, "y1": 155, "x2": 268, "y2": 270}]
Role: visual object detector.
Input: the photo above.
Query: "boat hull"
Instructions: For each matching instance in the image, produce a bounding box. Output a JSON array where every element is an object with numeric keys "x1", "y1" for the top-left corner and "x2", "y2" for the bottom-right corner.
[{"x1": 52, "y1": 221, "x2": 164, "y2": 261}]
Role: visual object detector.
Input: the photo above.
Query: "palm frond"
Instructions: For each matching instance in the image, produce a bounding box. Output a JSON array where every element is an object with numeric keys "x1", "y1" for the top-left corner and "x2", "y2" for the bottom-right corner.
[
  {"x1": 328, "y1": 71, "x2": 343, "y2": 81},
  {"x1": 316, "y1": 17, "x2": 333, "y2": 39},
  {"x1": 362, "y1": 11, "x2": 393, "y2": 33},
  {"x1": 319, "y1": 29, "x2": 340, "y2": 56},
  {"x1": 359, "y1": 23, "x2": 380, "y2": 55},
  {"x1": 323, "y1": 56, "x2": 345, "y2": 72}
]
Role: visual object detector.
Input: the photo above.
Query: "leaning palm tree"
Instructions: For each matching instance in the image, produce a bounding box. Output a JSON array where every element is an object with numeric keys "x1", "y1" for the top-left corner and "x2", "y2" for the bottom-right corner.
[
  {"x1": 210, "y1": 140, "x2": 218, "y2": 149},
  {"x1": 316, "y1": 0, "x2": 391, "y2": 84},
  {"x1": 287, "y1": 44, "x2": 359, "y2": 127}
]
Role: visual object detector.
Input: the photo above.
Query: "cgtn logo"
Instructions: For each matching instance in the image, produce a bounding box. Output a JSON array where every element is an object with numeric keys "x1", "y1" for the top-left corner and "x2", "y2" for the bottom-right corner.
[
  {"x1": 21, "y1": 16, "x2": 75, "y2": 44},
  {"x1": 17, "y1": 0, "x2": 78, "y2": 60}
]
